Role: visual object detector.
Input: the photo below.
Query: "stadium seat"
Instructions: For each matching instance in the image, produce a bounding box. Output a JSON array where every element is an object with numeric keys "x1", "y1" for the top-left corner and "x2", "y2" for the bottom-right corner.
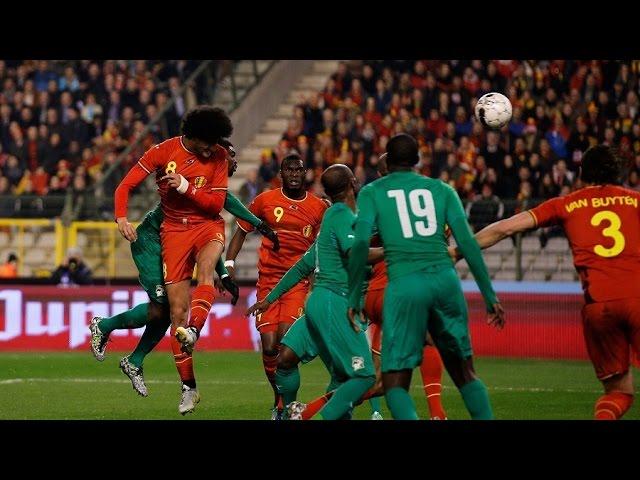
[
  {"x1": 489, "y1": 239, "x2": 514, "y2": 254},
  {"x1": 545, "y1": 237, "x2": 570, "y2": 253},
  {"x1": 523, "y1": 270, "x2": 548, "y2": 281},
  {"x1": 493, "y1": 270, "x2": 517, "y2": 281},
  {"x1": 551, "y1": 271, "x2": 577, "y2": 282},
  {"x1": 521, "y1": 235, "x2": 541, "y2": 253},
  {"x1": 24, "y1": 249, "x2": 48, "y2": 266}
]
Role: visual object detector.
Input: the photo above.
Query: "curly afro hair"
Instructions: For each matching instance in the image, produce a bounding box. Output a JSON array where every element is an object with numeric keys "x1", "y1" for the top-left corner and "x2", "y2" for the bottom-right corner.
[
  {"x1": 580, "y1": 145, "x2": 627, "y2": 185},
  {"x1": 181, "y1": 106, "x2": 233, "y2": 145}
]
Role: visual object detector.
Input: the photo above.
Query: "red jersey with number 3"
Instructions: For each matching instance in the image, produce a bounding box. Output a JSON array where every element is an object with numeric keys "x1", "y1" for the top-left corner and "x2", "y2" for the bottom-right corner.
[
  {"x1": 137, "y1": 136, "x2": 228, "y2": 224},
  {"x1": 236, "y1": 189, "x2": 327, "y2": 290},
  {"x1": 529, "y1": 185, "x2": 640, "y2": 302}
]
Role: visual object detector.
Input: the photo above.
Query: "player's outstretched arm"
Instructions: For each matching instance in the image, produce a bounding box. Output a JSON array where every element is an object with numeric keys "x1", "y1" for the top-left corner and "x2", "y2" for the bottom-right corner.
[
  {"x1": 458, "y1": 212, "x2": 537, "y2": 259},
  {"x1": 114, "y1": 163, "x2": 152, "y2": 242},
  {"x1": 445, "y1": 186, "x2": 500, "y2": 317},
  {"x1": 246, "y1": 245, "x2": 316, "y2": 317},
  {"x1": 347, "y1": 189, "x2": 376, "y2": 312},
  {"x1": 224, "y1": 192, "x2": 280, "y2": 251}
]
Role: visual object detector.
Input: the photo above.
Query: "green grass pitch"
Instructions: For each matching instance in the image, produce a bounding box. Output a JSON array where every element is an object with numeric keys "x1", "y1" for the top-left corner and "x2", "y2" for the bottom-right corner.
[{"x1": 0, "y1": 351, "x2": 638, "y2": 420}]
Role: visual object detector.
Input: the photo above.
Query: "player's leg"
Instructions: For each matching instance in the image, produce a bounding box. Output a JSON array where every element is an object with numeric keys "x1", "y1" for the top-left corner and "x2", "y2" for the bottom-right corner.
[
  {"x1": 119, "y1": 300, "x2": 171, "y2": 396},
  {"x1": 419, "y1": 335, "x2": 447, "y2": 419},
  {"x1": 275, "y1": 315, "x2": 318, "y2": 412},
  {"x1": 582, "y1": 301, "x2": 635, "y2": 420},
  {"x1": 381, "y1": 272, "x2": 433, "y2": 420},
  {"x1": 430, "y1": 268, "x2": 492, "y2": 420},
  {"x1": 255, "y1": 293, "x2": 282, "y2": 416},
  {"x1": 269, "y1": 286, "x2": 306, "y2": 414},
  {"x1": 364, "y1": 291, "x2": 385, "y2": 419},
  {"x1": 175, "y1": 237, "x2": 225, "y2": 352},
  {"x1": 161, "y1": 223, "x2": 201, "y2": 414},
  {"x1": 89, "y1": 303, "x2": 150, "y2": 361},
  {"x1": 305, "y1": 289, "x2": 375, "y2": 420},
  {"x1": 89, "y1": 231, "x2": 165, "y2": 361}
]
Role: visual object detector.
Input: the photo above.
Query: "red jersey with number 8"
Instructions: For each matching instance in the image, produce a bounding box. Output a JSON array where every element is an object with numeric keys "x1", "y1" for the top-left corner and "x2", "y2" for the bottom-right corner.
[
  {"x1": 137, "y1": 136, "x2": 228, "y2": 224},
  {"x1": 529, "y1": 184, "x2": 640, "y2": 302}
]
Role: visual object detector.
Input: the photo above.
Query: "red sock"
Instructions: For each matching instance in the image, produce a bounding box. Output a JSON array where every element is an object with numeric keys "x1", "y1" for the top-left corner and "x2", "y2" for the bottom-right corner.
[
  {"x1": 170, "y1": 327, "x2": 195, "y2": 388},
  {"x1": 302, "y1": 391, "x2": 335, "y2": 420},
  {"x1": 420, "y1": 345, "x2": 447, "y2": 419},
  {"x1": 262, "y1": 346, "x2": 280, "y2": 407},
  {"x1": 188, "y1": 285, "x2": 216, "y2": 333},
  {"x1": 594, "y1": 392, "x2": 634, "y2": 420}
]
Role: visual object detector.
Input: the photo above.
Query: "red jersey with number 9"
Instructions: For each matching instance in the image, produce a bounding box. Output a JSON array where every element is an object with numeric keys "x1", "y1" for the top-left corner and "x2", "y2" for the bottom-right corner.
[
  {"x1": 236, "y1": 188, "x2": 327, "y2": 290},
  {"x1": 529, "y1": 184, "x2": 640, "y2": 302}
]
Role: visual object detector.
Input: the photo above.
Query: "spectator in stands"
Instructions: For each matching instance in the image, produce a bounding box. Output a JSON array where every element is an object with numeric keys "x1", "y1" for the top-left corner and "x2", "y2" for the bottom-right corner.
[
  {"x1": 466, "y1": 183, "x2": 504, "y2": 232},
  {"x1": 51, "y1": 247, "x2": 93, "y2": 286},
  {"x1": 0, "y1": 253, "x2": 18, "y2": 278},
  {"x1": 239, "y1": 168, "x2": 261, "y2": 205}
]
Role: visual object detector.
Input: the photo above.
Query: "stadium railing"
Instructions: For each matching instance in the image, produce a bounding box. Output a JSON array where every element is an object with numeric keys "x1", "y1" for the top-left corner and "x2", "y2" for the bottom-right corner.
[{"x1": 0, "y1": 218, "x2": 65, "y2": 277}]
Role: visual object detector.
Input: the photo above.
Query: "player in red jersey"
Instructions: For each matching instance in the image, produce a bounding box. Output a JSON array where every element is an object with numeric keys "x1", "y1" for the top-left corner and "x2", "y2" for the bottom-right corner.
[
  {"x1": 452, "y1": 145, "x2": 639, "y2": 420},
  {"x1": 114, "y1": 106, "x2": 233, "y2": 414},
  {"x1": 225, "y1": 153, "x2": 328, "y2": 418}
]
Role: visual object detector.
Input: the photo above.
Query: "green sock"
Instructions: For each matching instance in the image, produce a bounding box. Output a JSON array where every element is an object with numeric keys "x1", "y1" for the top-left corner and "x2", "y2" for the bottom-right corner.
[
  {"x1": 459, "y1": 379, "x2": 493, "y2": 420},
  {"x1": 320, "y1": 377, "x2": 374, "y2": 420},
  {"x1": 369, "y1": 396, "x2": 382, "y2": 414},
  {"x1": 385, "y1": 387, "x2": 419, "y2": 420},
  {"x1": 275, "y1": 367, "x2": 300, "y2": 406},
  {"x1": 98, "y1": 303, "x2": 150, "y2": 335},
  {"x1": 128, "y1": 315, "x2": 171, "y2": 368}
]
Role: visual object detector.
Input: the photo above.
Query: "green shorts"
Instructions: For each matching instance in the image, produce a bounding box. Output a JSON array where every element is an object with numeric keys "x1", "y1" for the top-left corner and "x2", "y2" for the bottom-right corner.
[
  {"x1": 130, "y1": 225, "x2": 167, "y2": 305},
  {"x1": 281, "y1": 315, "x2": 319, "y2": 364},
  {"x1": 305, "y1": 286, "x2": 375, "y2": 382},
  {"x1": 382, "y1": 266, "x2": 472, "y2": 373}
]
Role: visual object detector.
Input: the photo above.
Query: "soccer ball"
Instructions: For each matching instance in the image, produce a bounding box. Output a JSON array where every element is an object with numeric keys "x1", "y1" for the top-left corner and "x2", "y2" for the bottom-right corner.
[{"x1": 474, "y1": 92, "x2": 512, "y2": 130}]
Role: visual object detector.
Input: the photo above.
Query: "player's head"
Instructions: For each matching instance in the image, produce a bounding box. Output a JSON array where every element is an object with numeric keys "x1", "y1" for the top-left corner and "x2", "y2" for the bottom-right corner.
[
  {"x1": 181, "y1": 106, "x2": 233, "y2": 159},
  {"x1": 280, "y1": 153, "x2": 306, "y2": 192},
  {"x1": 219, "y1": 138, "x2": 237, "y2": 177},
  {"x1": 580, "y1": 145, "x2": 626, "y2": 186},
  {"x1": 386, "y1": 133, "x2": 419, "y2": 170},
  {"x1": 321, "y1": 164, "x2": 358, "y2": 203},
  {"x1": 378, "y1": 152, "x2": 389, "y2": 177}
]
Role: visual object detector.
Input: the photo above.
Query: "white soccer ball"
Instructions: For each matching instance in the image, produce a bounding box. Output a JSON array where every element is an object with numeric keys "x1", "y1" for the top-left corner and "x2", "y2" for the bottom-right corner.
[{"x1": 474, "y1": 92, "x2": 512, "y2": 130}]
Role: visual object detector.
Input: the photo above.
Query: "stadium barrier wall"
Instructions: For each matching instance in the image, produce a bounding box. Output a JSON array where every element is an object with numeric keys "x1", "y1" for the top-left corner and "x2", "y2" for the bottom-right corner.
[{"x1": 0, "y1": 283, "x2": 589, "y2": 359}]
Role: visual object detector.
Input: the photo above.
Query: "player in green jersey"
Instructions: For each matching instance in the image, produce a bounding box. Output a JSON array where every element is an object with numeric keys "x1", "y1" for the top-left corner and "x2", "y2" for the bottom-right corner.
[
  {"x1": 249, "y1": 164, "x2": 380, "y2": 419},
  {"x1": 347, "y1": 134, "x2": 505, "y2": 420},
  {"x1": 89, "y1": 141, "x2": 279, "y2": 396}
]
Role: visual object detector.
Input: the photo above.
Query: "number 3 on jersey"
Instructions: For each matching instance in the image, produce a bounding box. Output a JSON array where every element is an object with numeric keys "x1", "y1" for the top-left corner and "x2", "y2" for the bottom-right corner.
[
  {"x1": 591, "y1": 210, "x2": 625, "y2": 258},
  {"x1": 388, "y1": 189, "x2": 437, "y2": 238}
]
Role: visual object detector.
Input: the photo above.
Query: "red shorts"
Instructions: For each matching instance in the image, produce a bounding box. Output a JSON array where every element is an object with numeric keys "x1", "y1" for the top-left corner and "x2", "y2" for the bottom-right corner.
[
  {"x1": 256, "y1": 281, "x2": 309, "y2": 334},
  {"x1": 581, "y1": 297, "x2": 640, "y2": 381},
  {"x1": 160, "y1": 218, "x2": 225, "y2": 284},
  {"x1": 364, "y1": 288, "x2": 384, "y2": 355}
]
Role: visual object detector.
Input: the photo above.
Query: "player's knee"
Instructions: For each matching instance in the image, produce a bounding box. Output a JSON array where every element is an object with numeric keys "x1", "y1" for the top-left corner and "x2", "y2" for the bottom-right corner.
[
  {"x1": 278, "y1": 351, "x2": 299, "y2": 370},
  {"x1": 263, "y1": 348, "x2": 279, "y2": 358}
]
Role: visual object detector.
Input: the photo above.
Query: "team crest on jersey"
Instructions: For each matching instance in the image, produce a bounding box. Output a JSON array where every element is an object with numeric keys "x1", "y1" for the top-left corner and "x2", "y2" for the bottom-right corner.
[
  {"x1": 302, "y1": 225, "x2": 313, "y2": 237},
  {"x1": 216, "y1": 233, "x2": 224, "y2": 241},
  {"x1": 194, "y1": 176, "x2": 207, "y2": 188},
  {"x1": 352, "y1": 356, "x2": 365, "y2": 371},
  {"x1": 155, "y1": 285, "x2": 166, "y2": 297}
]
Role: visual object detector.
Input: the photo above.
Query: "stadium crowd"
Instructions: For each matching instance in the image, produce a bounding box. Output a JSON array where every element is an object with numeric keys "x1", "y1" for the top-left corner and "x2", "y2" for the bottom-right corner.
[
  {"x1": 0, "y1": 60, "x2": 209, "y2": 205},
  {"x1": 258, "y1": 60, "x2": 640, "y2": 229}
]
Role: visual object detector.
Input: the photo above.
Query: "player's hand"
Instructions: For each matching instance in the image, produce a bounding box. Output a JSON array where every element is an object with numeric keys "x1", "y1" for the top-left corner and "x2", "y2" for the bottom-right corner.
[
  {"x1": 161, "y1": 173, "x2": 189, "y2": 193},
  {"x1": 221, "y1": 274, "x2": 240, "y2": 306},
  {"x1": 256, "y1": 221, "x2": 280, "y2": 251},
  {"x1": 448, "y1": 246, "x2": 461, "y2": 263},
  {"x1": 214, "y1": 275, "x2": 226, "y2": 294},
  {"x1": 348, "y1": 308, "x2": 364, "y2": 333},
  {"x1": 487, "y1": 302, "x2": 505, "y2": 330},
  {"x1": 117, "y1": 217, "x2": 137, "y2": 242},
  {"x1": 246, "y1": 299, "x2": 271, "y2": 317},
  {"x1": 226, "y1": 264, "x2": 236, "y2": 280}
]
